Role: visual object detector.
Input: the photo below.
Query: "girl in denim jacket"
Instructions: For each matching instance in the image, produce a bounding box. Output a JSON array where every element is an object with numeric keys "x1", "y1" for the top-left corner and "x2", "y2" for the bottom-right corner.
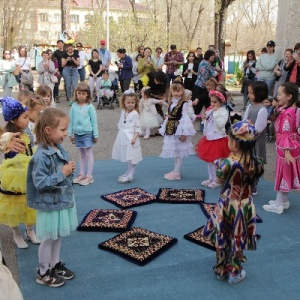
[{"x1": 27, "y1": 108, "x2": 77, "y2": 288}]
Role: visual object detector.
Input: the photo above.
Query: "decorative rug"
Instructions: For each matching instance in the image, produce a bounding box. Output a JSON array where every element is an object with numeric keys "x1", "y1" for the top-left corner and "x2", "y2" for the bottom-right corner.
[
  {"x1": 200, "y1": 202, "x2": 263, "y2": 223},
  {"x1": 156, "y1": 188, "x2": 205, "y2": 204},
  {"x1": 184, "y1": 226, "x2": 261, "y2": 251},
  {"x1": 101, "y1": 187, "x2": 156, "y2": 208},
  {"x1": 98, "y1": 227, "x2": 178, "y2": 265},
  {"x1": 77, "y1": 209, "x2": 137, "y2": 232}
]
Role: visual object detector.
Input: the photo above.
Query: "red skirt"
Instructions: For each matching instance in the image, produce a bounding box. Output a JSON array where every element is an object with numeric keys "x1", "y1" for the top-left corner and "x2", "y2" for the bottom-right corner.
[{"x1": 196, "y1": 136, "x2": 230, "y2": 162}]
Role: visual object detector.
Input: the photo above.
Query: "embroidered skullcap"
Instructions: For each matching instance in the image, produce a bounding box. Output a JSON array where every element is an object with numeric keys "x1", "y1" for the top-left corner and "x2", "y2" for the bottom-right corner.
[
  {"x1": 172, "y1": 75, "x2": 184, "y2": 85},
  {"x1": 124, "y1": 88, "x2": 135, "y2": 95},
  {"x1": 0, "y1": 96, "x2": 28, "y2": 122},
  {"x1": 231, "y1": 121, "x2": 257, "y2": 142},
  {"x1": 209, "y1": 90, "x2": 226, "y2": 103}
]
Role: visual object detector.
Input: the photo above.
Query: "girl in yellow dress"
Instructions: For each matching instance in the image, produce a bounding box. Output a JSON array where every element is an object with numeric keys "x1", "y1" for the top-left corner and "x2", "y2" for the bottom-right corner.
[{"x1": 0, "y1": 96, "x2": 40, "y2": 248}]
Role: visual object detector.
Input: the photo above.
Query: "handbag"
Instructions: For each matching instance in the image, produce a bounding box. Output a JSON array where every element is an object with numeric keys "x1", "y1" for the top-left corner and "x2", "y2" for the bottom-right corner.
[
  {"x1": 13, "y1": 65, "x2": 20, "y2": 76},
  {"x1": 50, "y1": 74, "x2": 58, "y2": 83}
]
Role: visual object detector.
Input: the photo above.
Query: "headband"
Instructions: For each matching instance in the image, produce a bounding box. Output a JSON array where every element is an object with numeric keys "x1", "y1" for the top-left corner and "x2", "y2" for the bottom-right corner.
[{"x1": 209, "y1": 90, "x2": 226, "y2": 103}]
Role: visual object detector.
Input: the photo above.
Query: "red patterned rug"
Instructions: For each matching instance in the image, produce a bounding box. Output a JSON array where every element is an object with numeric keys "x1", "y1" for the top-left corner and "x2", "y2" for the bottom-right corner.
[
  {"x1": 101, "y1": 187, "x2": 156, "y2": 208},
  {"x1": 98, "y1": 227, "x2": 177, "y2": 265},
  {"x1": 156, "y1": 188, "x2": 205, "y2": 204},
  {"x1": 77, "y1": 209, "x2": 136, "y2": 232}
]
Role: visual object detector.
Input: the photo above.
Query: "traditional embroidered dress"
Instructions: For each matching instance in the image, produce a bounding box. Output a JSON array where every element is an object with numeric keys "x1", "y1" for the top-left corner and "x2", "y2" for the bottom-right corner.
[
  {"x1": 159, "y1": 97, "x2": 195, "y2": 158},
  {"x1": 274, "y1": 107, "x2": 300, "y2": 192},
  {"x1": 0, "y1": 131, "x2": 36, "y2": 227},
  {"x1": 203, "y1": 154, "x2": 264, "y2": 276}
]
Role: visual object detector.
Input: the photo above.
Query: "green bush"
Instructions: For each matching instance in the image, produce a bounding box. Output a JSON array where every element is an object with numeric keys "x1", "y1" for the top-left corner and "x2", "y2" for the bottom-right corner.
[{"x1": 235, "y1": 69, "x2": 243, "y2": 85}]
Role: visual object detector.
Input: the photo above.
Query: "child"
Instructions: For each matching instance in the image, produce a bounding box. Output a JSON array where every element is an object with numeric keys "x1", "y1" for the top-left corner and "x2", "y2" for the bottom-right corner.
[
  {"x1": 0, "y1": 97, "x2": 39, "y2": 249},
  {"x1": 184, "y1": 89, "x2": 196, "y2": 123},
  {"x1": 263, "y1": 82, "x2": 300, "y2": 214},
  {"x1": 203, "y1": 121, "x2": 264, "y2": 284},
  {"x1": 36, "y1": 84, "x2": 55, "y2": 107},
  {"x1": 112, "y1": 89, "x2": 142, "y2": 183},
  {"x1": 263, "y1": 97, "x2": 274, "y2": 142},
  {"x1": 159, "y1": 77, "x2": 195, "y2": 180},
  {"x1": 17, "y1": 90, "x2": 33, "y2": 106},
  {"x1": 139, "y1": 86, "x2": 167, "y2": 140},
  {"x1": 27, "y1": 108, "x2": 77, "y2": 287},
  {"x1": 243, "y1": 81, "x2": 268, "y2": 165},
  {"x1": 196, "y1": 90, "x2": 230, "y2": 188},
  {"x1": 68, "y1": 82, "x2": 98, "y2": 186},
  {"x1": 99, "y1": 71, "x2": 114, "y2": 99}
]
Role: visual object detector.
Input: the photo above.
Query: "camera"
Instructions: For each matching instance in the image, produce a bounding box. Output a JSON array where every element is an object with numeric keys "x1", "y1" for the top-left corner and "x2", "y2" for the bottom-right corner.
[{"x1": 115, "y1": 61, "x2": 119, "y2": 65}]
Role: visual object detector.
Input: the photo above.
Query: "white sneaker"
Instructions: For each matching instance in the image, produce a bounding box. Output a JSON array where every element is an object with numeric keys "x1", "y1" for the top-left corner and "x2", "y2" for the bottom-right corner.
[
  {"x1": 14, "y1": 234, "x2": 29, "y2": 249},
  {"x1": 262, "y1": 203, "x2": 284, "y2": 214},
  {"x1": 268, "y1": 200, "x2": 290, "y2": 210}
]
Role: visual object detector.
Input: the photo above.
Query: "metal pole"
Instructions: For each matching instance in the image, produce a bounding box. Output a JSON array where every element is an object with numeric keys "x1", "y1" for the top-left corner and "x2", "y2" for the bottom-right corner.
[{"x1": 106, "y1": 0, "x2": 109, "y2": 50}]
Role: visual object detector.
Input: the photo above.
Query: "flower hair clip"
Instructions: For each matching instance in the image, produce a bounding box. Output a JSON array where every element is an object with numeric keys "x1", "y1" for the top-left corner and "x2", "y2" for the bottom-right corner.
[{"x1": 124, "y1": 88, "x2": 135, "y2": 95}]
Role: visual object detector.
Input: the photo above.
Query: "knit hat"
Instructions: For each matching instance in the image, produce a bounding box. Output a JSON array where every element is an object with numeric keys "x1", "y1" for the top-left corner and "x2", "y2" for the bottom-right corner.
[
  {"x1": 0, "y1": 96, "x2": 28, "y2": 121},
  {"x1": 231, "y1": 121, "x2": 257, "y2": 142}
]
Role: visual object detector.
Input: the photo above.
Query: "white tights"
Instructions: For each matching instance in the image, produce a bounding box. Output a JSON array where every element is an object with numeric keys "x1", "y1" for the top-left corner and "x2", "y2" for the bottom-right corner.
[
  {"x1": 123, "y1": 162, "x2": 137, "y2": 180},
  {"x1": 207, "y1": 162, "x2": 217, "y2": 182},
  {"x1": 79, "y1": 147, "x2": 94, "y2": 177},
  {"x1": 275, "y1": 191, "x2": 289, "y2": 205},
  {"x1": 38, "y1": 237, "x2": 62, "y2": 275},
  {"x1": 174, "y1": 157, "x2": 183, "y2": 173},
  {"x1": 141, "y1": 127, "x2": 151, "y2": 137}
]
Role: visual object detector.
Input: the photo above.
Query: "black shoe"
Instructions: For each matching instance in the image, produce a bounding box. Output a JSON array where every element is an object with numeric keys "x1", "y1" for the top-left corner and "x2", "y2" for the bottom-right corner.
[
  {"x1": 36, "y1": 268, "x2": 65, "y2": 287},
  {"x1": 53, "y1": 261, "x2": 75, "y2": 280}
]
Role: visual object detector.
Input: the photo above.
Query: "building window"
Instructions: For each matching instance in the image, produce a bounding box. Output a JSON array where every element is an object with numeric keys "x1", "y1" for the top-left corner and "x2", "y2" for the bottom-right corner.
[
  {"x1": 54, "y1": 31, "x2": 60, "y2": 40},
  {"x1": 70, "y1": 14, "x2": 79, "y2": 24},
  {"x1": 39, "y1": 31, "x2": 49, "y2": 40},
  {"x1": 39, "y1": 13, "x2": 48, "y2": 23},
  {"x1": 53, "y1": 14, "x2": 61, "y2": 23}
]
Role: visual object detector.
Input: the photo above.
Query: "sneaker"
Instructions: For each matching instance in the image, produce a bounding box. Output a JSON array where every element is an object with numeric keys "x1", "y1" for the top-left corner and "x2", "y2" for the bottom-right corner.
[
  {"x1": 262, "y1": 203, "x2": 284, "y2": 214},
  {"x1": 217, "y1": 274, "x2": 226, "y2": 280},
  {"x1": 164, "y1": 171, "x2": 181, "y2": 180},
  {"x1": 36, "y1": 268, "x2": 65, "y2": 287},
  {"x1": 201, "y1": 179, "x2": 212, "y2": 187},
  {"x1": 118, "y1": 176, "x2": 133, "y2": 183},
  {"x1": 208, "y1": 181, "x2": 220, "y2": 188},
  {"x1": 25, "y1": 229, "x2": 41, "y2": 244},
  {"x1": 143, "y1": 136, "x2": 150, "y2": 140},
  {"x1": 79, "y1": 176, "x2": 94, "y2": 186},
  {"x1": 252, "y1": 186, "x2": 258, "y2": 196},
  {"x1": 52, "y1": 261, "x2": 75, "y2": 280},
  {"x1": 14, "y1": 234, "x2": 29, "y2": 249},
  {"x1": 268, "y1": 200, "x2": 290, "y2": 209},
  {"x1": 228, "y1": 270, "x2": 246, "y2": 284},
  {"x1": 73, "y1": 175, "x2": 85, "y2": 184}
]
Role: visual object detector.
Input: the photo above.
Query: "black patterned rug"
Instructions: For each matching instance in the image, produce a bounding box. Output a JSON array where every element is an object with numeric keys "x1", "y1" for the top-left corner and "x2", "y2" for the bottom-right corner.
[
  {"x1": 101, "y1": 187, "x2": 156, "y2": 208},
  {"x1": 156, "y1": 188, "x2": 205, "y2": 204},
  {"x1": 77, "y1": 209, "x2": 137, "y2": 232},
  {"x1": 200, "y1": 202, "x2": 263, "y2": 223},
  {"x1": 98, "y1": 227, "x2": 178, "y2": 265}
]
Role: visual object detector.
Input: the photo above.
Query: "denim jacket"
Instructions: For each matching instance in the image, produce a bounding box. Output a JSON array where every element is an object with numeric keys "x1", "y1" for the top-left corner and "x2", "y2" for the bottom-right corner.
[{"x1": 27, "y1": 144, "x2": 74, "y2": 212}]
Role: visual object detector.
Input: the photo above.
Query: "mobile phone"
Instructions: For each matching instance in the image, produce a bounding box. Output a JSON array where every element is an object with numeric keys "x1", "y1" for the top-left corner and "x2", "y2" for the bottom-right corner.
[{"x1": 147, "y1": 57, "x2": 151, "y2": 62}]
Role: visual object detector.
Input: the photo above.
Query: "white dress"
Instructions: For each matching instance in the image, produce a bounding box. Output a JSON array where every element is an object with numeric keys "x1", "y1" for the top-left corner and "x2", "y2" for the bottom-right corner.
[
  {"x1": 159, "y1": 97, "x2": 196, "y2": 159},
  {"x1": 112, "y1": 110, "x2": 142, "y2": 164},
  {"x1": 139, "y1": 97, "x2": 163, "y2": 128}
]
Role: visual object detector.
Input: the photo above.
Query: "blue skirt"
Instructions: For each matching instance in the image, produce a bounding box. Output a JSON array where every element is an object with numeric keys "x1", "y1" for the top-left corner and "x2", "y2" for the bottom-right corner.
[
  {"x1": 36, "y1": 202, "x2": 78, "y2": 241},
  {"x1": 75, "y1": 132, "x2": 94, "y2": 148}
]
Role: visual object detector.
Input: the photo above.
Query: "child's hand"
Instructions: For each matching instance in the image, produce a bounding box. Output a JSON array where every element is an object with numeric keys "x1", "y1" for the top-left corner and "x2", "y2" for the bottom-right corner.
[
  {"x1": 192, "y1": 99, "x2": 199, "y2": 105},
  {"x1": 7, "y1": 132, "x2": 25, "y2": 152},
  {"x1": 69, "y1": 136, "x2": 75, "y2": 144},
  {"x1": 131, "y1": 138, "x2": 136, "y2": 145},
  {"x1": 93, "y1": 138, "x2": 98, "y2": 143},
  {"x1": 62, "y1": 161, "x2": 75, "y2": 176},
  {"x1": 284, "y1": 149, "x2": 295, "y2": 164},
  {"x1": 179, "y1": 135, "x2": 187, "y2": 142}
]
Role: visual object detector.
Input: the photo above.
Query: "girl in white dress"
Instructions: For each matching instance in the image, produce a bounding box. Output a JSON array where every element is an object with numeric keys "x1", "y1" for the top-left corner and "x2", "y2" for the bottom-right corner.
[
  {"x1": 112, "y1": 89, "x2": 142, "y2": 183},
  {"x1": 159, "y1": 77, "x2": 196, "y2": 180},
  {"x1": 139, "y1": 86, "x2": 167, "y2": 139}
]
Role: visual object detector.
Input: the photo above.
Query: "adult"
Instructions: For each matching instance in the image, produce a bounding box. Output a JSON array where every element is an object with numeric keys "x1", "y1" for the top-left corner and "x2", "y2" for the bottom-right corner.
[
  {"x1": 132, "y1": 54, "x2": 143, "y2": 92},
  {"x1": 16, "y1": 46, "x2": 33, "y2": 92},
  {"x1": 61, "y1": 44, "x2": 80, "y2": 104},
  {"x1": 116, "y1": 48, "x2": 133, "y2": 93},
  {"x1": 152, "y1": 47, "x2": 165, "y2": 71},
  {"x1": 241, "y1": 50, "x2": 257, "y2": 110},
  {"x1": 88, "y1": 49, "x2": 103, "y2": 100},
  {"x1": 137, "y1": 45, "x2": 145, "y2": 57},
  {"x1": 214, "y1": 50, "x2": 224, "y2": 82},
  {"x1": 273, "y1": 49, "x2": 293, "y2": 96},
  {"x1": 182, "y1": 51, "x2": 199, "y2": 91},
  {"x1": 193, "y1": 50, "x2": 219, "y2": 115},
  {"x1": 76, "y1": 42, "x2": 89, "y2": 82},
  {"x1": 284, "y1": 43, "x2": 300, "y2": 88},
  {"x1": 194, "y1": 47, "x2": 203, "y2": 64},
  {"x1": 256, "y1": 40, "x2": 278, "y2": 95},
  {"x1": 52, "y1": 40, "x2": 66, "y2": 102},
  {"x1": 98, "y1": 40, "x2": 111, "y2": 72},
  {"x1": 164, "y1": 44, "x2": 184, "y2": 95},
  {"x1": 47, "y1": 49, "x2": 60, "y2": 103},
  {"x1": 0, "y1": 50, "x2": 17, "y2": 97},
  {"x1": 137, "y1": 47, "x2": 156, "y2": 81}
]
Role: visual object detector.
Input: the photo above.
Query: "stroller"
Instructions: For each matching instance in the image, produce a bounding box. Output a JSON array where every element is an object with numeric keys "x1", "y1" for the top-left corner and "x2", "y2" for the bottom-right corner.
[{"x1": 97, "y1": 78, "x2": 120, "y2": 110}]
